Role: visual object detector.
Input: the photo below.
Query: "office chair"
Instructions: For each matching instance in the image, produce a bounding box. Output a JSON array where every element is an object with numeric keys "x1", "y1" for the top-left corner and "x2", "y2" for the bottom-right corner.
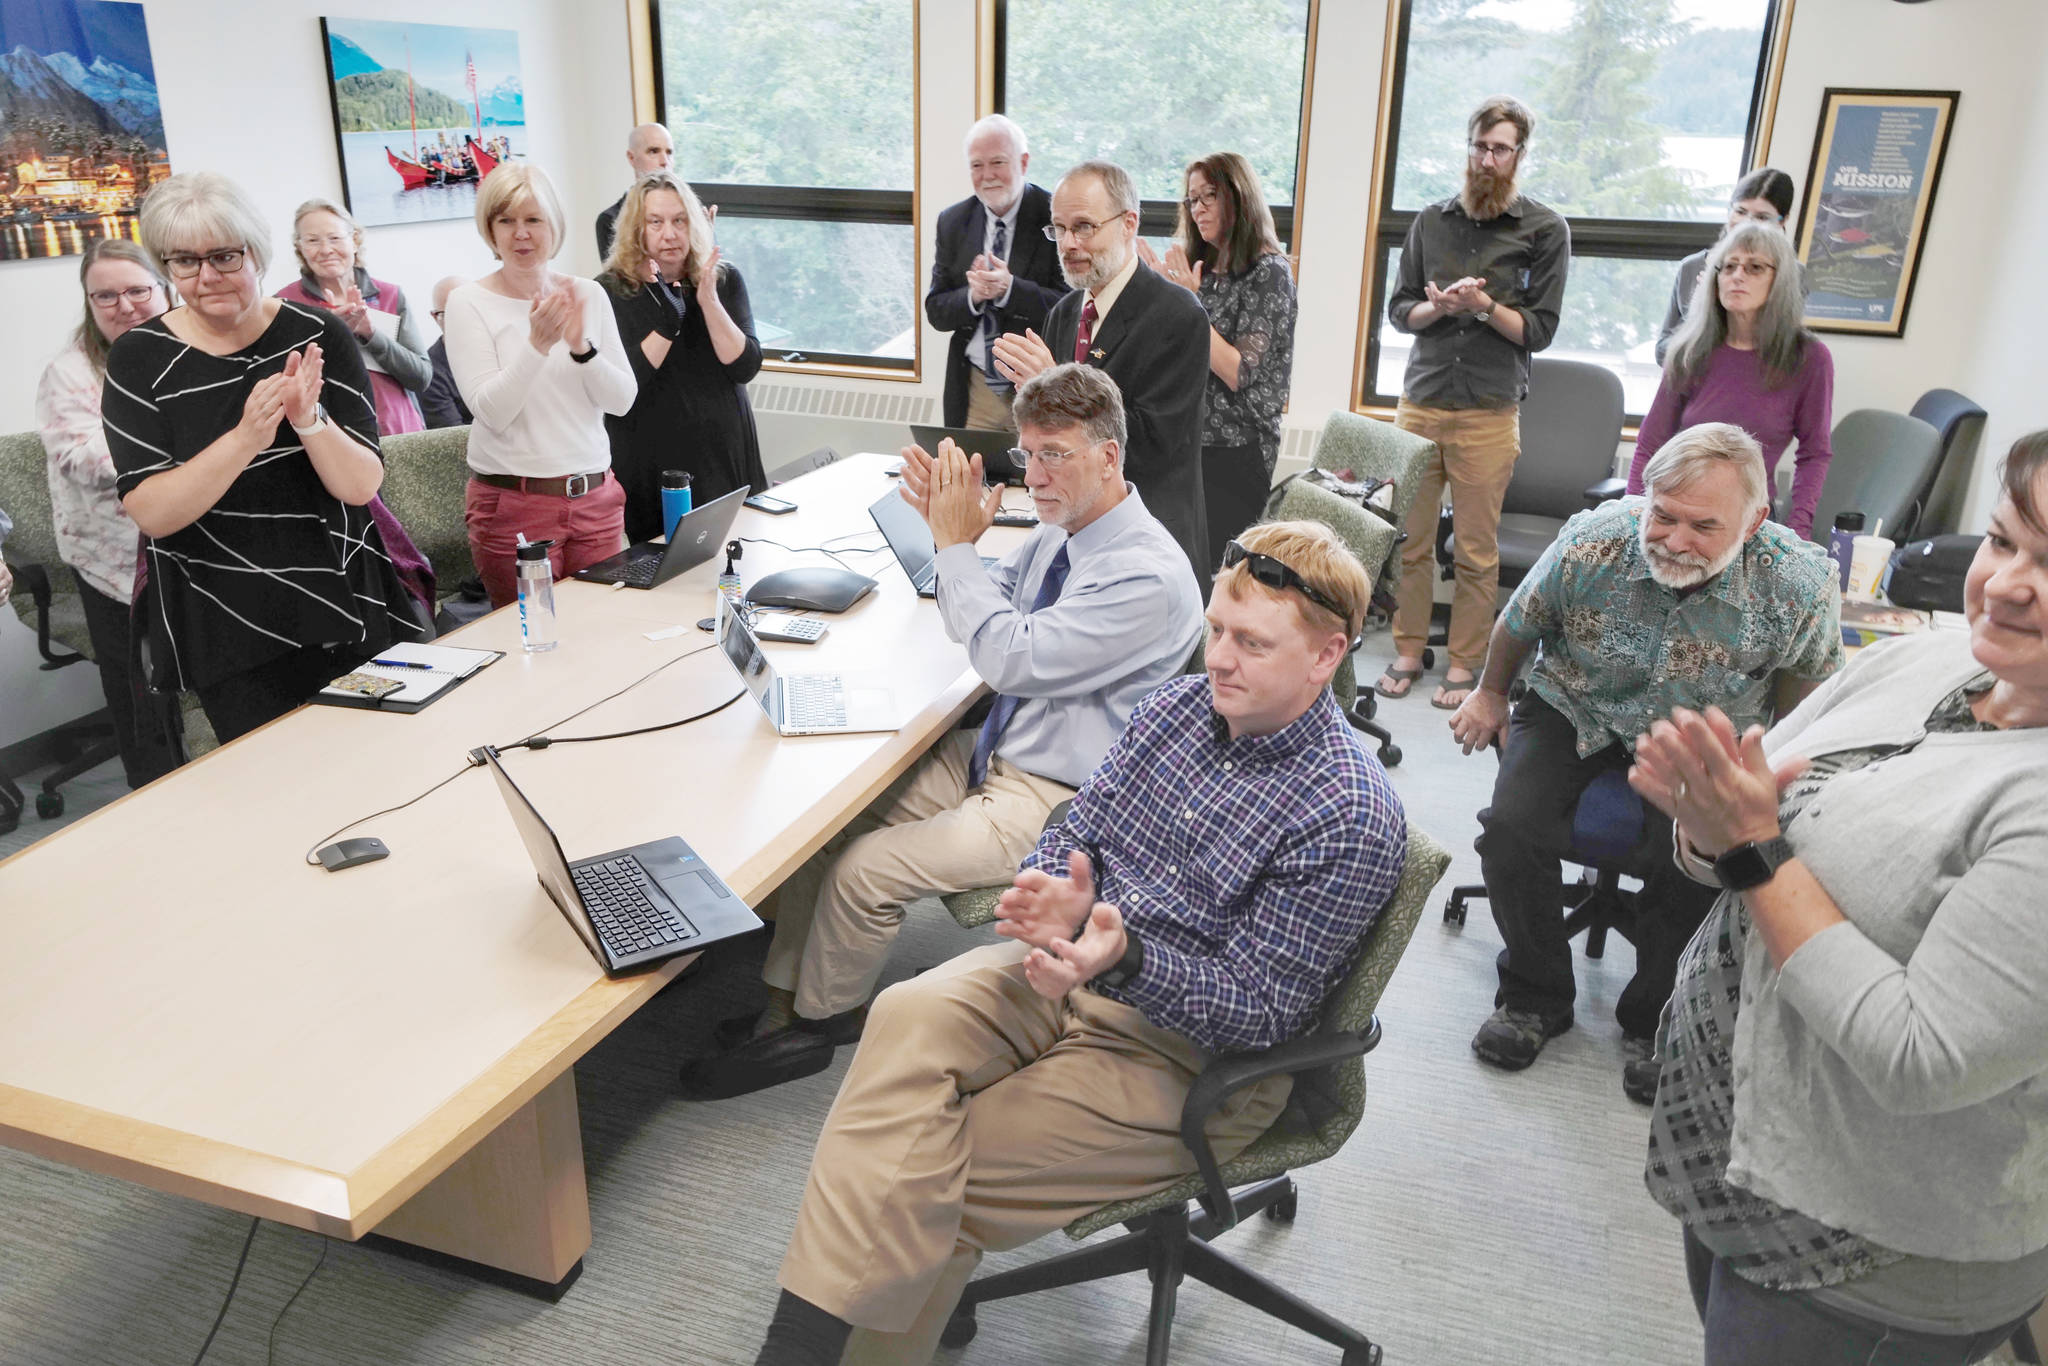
[
  {"x1": 1805, "y1": 410, "x2": 1942, "y2": 548},
  {"x1": 940, "y1": 825, "x2": 1451, "y2": 1365},
  {"x1": 378, "y1": 425, "x2": 485, "y2": 631},
  {"x1": 767, "y1": 445, "x2": 842, "y2": 485},
  {"x1": 0, "y1": 429, "x2": 124, "y2": 823},
  {"x1": 1907, "y1": 388, "x2": 1987, "y2": 539},
  {"x1": 1441, "y1": 768, "x2": 1640, "y2": 967}
]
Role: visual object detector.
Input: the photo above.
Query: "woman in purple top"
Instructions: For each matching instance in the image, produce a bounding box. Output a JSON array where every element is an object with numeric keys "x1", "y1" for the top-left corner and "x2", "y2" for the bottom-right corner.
[{"x1": 1627, "y1": 222, "x2": 1833, "y2": 537}]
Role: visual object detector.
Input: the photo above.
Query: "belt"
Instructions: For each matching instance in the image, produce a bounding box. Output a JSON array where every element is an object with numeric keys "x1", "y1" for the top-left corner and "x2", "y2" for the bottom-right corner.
[{"x1": 471, "y1": 469, "x2": 609, "y2": 498}]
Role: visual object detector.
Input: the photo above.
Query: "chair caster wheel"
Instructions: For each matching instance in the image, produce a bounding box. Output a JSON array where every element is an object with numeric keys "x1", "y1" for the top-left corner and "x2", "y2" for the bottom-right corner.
[
  {"x1": 1341, "y1": 1345, "x2": 1383, "y2": 1365},
  {"x1": 36, "y1": 791, "x2": 64, "y2": 819},
  {"x1": 940, "y1": 1309, "x2": 978, "y2": 1348},
  {"x1": 1355, "y1": 692, "x2": 1378, "y2": 721},
  {"x1": 1420, "y1": 647, "x2": 1436, "y2": 670},
  {"x1": 1377, "y1": 743, "x2": 1401, "y2": 768},
  {"x1": 1264, "y1": 1189, "x2": 1298, "y2": 1223},
  {"x1": 1443, "y1": 898, "x2": 1467, "y2": 927}
]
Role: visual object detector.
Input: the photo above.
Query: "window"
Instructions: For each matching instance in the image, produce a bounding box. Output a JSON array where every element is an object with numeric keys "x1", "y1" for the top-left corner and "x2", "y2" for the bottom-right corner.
[
  {"x1": 655, "y1": 0, "x2": 917, "y2": 369},
  {"x1": 995, "y1": 0, "x2": 1316, "y2": 245},
  {"x1": 1360, "y1": 0, "x2": 1787, "y2": 417}
]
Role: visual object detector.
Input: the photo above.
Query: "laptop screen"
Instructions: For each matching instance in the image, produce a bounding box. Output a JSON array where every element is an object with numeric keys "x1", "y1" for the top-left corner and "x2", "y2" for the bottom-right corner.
[
  {"x1": 718, "y1": 601, "x2": 780, "y2": 722},
  {"x1": 484, "y1": 750, "x2": 607, "y2": 963},
  {"x1": 869, "y1": 490, "x2": 936, "y2": 583}
]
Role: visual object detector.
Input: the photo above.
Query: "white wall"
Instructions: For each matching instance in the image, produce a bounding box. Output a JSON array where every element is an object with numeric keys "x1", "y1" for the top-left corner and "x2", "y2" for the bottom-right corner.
[{"x1": 1765, "y1": 0, "x2": 2048, "y2": 529}]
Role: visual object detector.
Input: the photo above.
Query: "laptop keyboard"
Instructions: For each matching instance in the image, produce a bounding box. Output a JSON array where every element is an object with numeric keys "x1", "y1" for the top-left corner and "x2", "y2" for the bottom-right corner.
[
  {"x1": 572, "y1": 855, "x2": 698, "y2": 958},
  {"x1": 784, "y1": 673, "x2": 848, "y2": 728},
  {"x1": 615, "y1": 556, "x2": 660, "y2": 587}
]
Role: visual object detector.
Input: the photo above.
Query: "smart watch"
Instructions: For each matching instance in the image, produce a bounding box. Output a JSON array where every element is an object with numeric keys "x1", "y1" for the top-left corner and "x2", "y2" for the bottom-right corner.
[
  {"x1": 290, "y1": 402, "x2": 329, "y2": 438},
  {"x1": 569, "y1": 341, "x2": 598, "y2": 364},
  {"x1": 1712, "y1": 836, "x2": 1795, "y2": 892},
  {"x1": 1095, "y1": 927, "x2": 1145, "y2": 989}
]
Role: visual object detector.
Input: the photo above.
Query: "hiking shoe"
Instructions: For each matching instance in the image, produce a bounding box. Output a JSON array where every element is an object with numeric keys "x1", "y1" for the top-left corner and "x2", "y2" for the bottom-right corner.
[
  {"x1": 1472, "y1": 1005, "x2": 1574, "y2": 1071},
  {"x1": 1621, "y1": 1034, "x2": 1660, "y2": 1105}
]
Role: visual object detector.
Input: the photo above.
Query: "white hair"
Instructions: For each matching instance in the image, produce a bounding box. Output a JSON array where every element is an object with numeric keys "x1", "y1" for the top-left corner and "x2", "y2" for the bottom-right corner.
[
  {"x1": 964, "y1": 114, "x2": 1027, "y2": 158},
  {"x1": 1642, "y1": 421, "x2": 1768, "y2": 514}
]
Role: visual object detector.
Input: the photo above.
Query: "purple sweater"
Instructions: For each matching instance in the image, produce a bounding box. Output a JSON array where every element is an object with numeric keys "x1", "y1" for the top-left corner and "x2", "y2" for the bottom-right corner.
[{"x1": 1625, "y1": 341, "x2": 1834, "y2": 536}]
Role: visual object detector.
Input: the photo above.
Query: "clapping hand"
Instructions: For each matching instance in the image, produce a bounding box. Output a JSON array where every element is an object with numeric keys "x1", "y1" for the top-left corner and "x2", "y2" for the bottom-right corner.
[
  {"x1": 236, "y1": 369, "x2": 291, "y2": 450},
  {"x1": 1138, "y1": 240, "x2": 1203, "y2": 293},
  {"x1": 991, "y1": 327, "x2": 1056, "y2": 384},
  {"x1": 323, "y1": 282, "x2": 372, "y2": 339},
  {"x1": 1629, "y1": 707, "x2": 1805, "y2": 856},
  {"x1": 1020, "y1": 902, "x2": 1129, "y2": 1000},
  {"x1": 922, "y1": 440, "x2": 1001, "y2": 551},
  {"x1": 995, "y1": 851, "x2": 1102, "y2": 951},
  {"x1": 0, "y1": 559, "x2": 12, "y2": 608},
  {"x1": 528, "y1": 279, "x2": 580, "y2": 353},
  {"x1": 279, "y1": 345, "x2": 325, "y2": 429},
  {"x1": 897, "y1": 441, "x2": 937, "y2": 518},
  {"x1": 966, "y1": 251, "x2": 1012, "y2": 305}
]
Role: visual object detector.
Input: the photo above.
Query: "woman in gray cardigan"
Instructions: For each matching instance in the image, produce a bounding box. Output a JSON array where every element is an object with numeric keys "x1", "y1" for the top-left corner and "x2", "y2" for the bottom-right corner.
[{"x1": 1628, "y1": 430, "x2": 2048, "y2": 1365}]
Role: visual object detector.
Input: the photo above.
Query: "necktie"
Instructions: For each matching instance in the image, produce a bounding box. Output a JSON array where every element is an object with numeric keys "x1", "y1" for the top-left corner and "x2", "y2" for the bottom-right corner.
[
  {"x1": 968, "y1": 543, "x2": 1071, "y2": 789},
  {"x1": 1074, "y1": 297, "x2": 1097, "y2": 365},
  {"x1": 981, "y1": 218, "x2": 1007, "y2": 385}
]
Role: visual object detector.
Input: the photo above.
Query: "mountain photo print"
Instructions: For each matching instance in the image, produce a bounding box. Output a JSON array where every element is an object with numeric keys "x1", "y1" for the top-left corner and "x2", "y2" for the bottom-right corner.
[{"x1": 0, "y1": 0, "x2": 169, "y2": 263}]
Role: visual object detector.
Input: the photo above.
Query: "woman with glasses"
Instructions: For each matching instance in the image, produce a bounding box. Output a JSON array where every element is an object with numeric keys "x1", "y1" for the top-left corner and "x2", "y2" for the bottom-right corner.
[
  {"x1": 1141, "y1": 152, "x2": 1297, "y2": 572},
  {"x1": 100, "y1": 171, "x2": 427, "y2": 741},
  {"x1": 1626, "y1": 221, "x2": 1833, "y2": 537},
  {"x1": 1656, "y1": 168, "x2": 1797, "y2": 365},
  {"x1": 596, "y1": 171, "x2": 764, "y2": 543},
  {"x1": 274, "y1": 197, "x2": 432, "y2": 436},
  {"x1": 443, "y1": 162, "x2": 635, "y2": 605},
  {"x1": 34, "y1": 238, "x2": 184, "y2": 785}
]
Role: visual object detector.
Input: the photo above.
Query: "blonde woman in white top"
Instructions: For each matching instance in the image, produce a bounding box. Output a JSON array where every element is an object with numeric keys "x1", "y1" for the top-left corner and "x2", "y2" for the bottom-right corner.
[{"x1": 443, "y1": 162, "x2": 636, "y2": 606}]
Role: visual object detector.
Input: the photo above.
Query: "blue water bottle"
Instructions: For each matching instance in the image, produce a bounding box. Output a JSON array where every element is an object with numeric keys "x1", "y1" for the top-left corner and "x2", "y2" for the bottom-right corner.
[
  {"x1": 1826, "y1": 511, "x2": 1864, "y2": 592},
  {"x1": 661, "y1": 469, "x2": 694, "y2": 539}
]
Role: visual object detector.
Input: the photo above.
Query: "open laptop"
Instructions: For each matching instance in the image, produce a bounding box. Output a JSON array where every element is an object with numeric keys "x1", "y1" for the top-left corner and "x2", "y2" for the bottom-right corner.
[
  {"x1": 574, "y1": 485, "x2": 750, "y2": 589},
  {"x1": 868, "y1": 490, "x2": 999, "y2": 598},
  {"x1": 483, "y1": 747, "x2": 762, "y2": 976},
  {"x1": 715, "y1": 595, "x2": 903, "y2": 736},
  {"x1": 908, "y1": 424, "x2": 1024, "y2": 485}
]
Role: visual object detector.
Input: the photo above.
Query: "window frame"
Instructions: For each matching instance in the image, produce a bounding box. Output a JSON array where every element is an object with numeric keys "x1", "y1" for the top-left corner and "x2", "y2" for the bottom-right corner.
[
  {"x1": 1350, "y1": 0, "x2": 1799, "y2": 422},
  {"x1": 986, "y1": 0, "x2": 1322, "y2": 261},
  {"x1": 634, "y1": 0, "x2": 924, "y2": 379}
]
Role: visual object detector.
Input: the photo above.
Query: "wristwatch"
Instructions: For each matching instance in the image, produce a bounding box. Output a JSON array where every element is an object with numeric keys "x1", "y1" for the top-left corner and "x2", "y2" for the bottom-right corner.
[
  {"x1": 290, "y1": 402, "x2": 329, "y2": 438},
  {"x1": 1095, "y1": 927, "x2": 1145, "y2": 989},
  {"x1": 1712, "y1": 835, "x2": 1795, "y2": 891},
  {"x1": 1474, "y1": 306, "x2": 1495, "y2": 325},
  {"x1": 569, "y1": 341, "x2": 598, "y2": 364}
]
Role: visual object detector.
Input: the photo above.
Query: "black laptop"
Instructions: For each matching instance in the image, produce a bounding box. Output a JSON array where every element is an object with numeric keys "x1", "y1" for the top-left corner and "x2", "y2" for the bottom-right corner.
[
  {"x1": 483, "y1": 748, "x2": 761, "y2": 975},
  {"x1": 868, "y1": 490, "x2": 999, "y2": 598},
  {"x1": 575, "y1": 485, "x2": 750, "y2": 589},
  {"x1": 908, "y1": 424, "x2": 1025, "y2": 485}
]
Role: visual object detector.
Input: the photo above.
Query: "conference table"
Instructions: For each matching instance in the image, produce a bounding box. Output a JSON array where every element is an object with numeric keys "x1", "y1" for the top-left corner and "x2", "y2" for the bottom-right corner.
[{"x1": 0, "y1": 453, "x2": 1027, "y2": 1291}]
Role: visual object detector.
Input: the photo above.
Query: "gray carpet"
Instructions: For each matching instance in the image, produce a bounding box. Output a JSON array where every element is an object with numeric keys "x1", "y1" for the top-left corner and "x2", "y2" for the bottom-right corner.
[{"x1": 1, "y1": 664, "x2": 2013, "y2": 1365}]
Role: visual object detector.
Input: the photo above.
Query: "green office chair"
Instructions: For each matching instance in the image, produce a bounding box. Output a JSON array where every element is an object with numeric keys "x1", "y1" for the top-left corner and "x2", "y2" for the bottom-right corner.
[
  {"x1": 941, "y1": 825, "x2": 1452, "y2": 1365},
  {"x1": 1305, "y1": 409, "x2": 1438, "y2": 607},
  {"x1": 378, "y1": 426, "x2": 482, "y2": 628}
]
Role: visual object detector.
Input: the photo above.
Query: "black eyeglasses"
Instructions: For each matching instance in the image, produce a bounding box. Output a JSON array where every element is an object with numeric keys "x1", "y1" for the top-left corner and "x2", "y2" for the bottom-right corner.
[
  {"x1": 1221, "y1": 541, "x2": 1348, "y2": 622},
  {"x1": 162, "y1": 246, "x2": 249, "y2": 279}
]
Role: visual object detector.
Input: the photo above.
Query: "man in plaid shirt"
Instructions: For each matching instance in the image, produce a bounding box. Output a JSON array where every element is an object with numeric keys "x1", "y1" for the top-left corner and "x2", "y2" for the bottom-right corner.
[{"x1": 752, "y1": 520, "x2": 1406, "y2": 1366}]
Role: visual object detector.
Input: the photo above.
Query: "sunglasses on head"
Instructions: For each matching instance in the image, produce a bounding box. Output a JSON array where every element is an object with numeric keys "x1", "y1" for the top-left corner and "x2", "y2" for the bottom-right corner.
[{"x1": 1221, "y1": 541, "x2": 1348, "y2": 623}]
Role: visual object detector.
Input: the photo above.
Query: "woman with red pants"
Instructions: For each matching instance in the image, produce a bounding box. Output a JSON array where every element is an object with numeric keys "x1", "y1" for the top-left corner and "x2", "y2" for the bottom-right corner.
[{"x1": 442, "y1": 162, "x2": 635, "y2": 606}]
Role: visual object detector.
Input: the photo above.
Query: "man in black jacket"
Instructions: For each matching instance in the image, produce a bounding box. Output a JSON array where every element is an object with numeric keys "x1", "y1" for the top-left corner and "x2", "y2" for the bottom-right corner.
[
  {"x1": 595, "y1": 123, "x2": 675, "y2": 261},
  {"x1": 924, "y1": 115, "x2": 1068, "y2": 431},
  {"x1": 995, "y1": 160, "x2": 1211, "y2": 585}
]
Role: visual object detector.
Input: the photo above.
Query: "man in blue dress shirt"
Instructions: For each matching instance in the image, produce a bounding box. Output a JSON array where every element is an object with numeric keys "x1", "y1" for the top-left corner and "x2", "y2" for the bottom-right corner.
[
  {"x1": 749, "y1": 519, "x2": 1407, "y2": 1366},
  {"x1": 684, "y1": 364, "x2": 1204, "y2": 1098}
]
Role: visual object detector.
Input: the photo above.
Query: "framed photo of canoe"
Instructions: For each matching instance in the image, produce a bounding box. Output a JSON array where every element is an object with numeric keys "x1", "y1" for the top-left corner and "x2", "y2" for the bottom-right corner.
[
  {"x1": 1793, "y1": 89, "x2": 1959, "y2": 338},
  {"x1": 319, "y1": 17, "x2": 527, "y2": 228}
]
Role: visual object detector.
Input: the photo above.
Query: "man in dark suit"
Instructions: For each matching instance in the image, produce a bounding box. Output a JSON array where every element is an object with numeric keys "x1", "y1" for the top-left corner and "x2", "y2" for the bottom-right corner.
[
  {"x1": 994, "y1": 160, "x2": 1212, "y2": 585},
  {"x1": 595, "y1": 123, "x2": 675, "y2": 261},
  {"x1": 924, "y1": 115, "x2": 1068, "y2": 431},
  {"x1": 421, "y1": 275, "x2": 471, "y2": 429}
]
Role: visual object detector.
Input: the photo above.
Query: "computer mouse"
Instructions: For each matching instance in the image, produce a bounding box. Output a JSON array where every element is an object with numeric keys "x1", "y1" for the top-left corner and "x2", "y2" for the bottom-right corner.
[{"x1": 316, "y1": 836, "x2": 390, "y2": 871}]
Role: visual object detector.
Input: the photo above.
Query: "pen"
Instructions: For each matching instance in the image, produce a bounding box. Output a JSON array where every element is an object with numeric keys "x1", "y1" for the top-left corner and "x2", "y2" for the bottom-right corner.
[{"x1": 371, "y1": 658, "x2": 434, "y2": 670}]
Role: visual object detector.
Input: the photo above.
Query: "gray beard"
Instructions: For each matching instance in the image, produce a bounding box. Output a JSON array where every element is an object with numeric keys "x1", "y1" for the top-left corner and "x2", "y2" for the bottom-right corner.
[
  {"x1": 1639, "y1": 522, "x2": 1744, "y2": 590},
  {"x1": 1064, "y1": 241, "x2": 1129, "y2": 293}
]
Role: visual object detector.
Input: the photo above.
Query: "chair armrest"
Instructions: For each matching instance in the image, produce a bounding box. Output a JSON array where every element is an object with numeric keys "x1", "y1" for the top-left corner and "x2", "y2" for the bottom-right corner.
[
  {"x1": 8, "y1": 562, "x2": 87, "y2": 670},
  {"x1": 1041, "y1": 798, "x2": 1072, "y2": 832},
  {"x1": 1177, "y1": 1017, "x2": 1382, "y2": 1228},
  {"x1": 1584, "y1": 477, "x2": 1626, "y2": 507}
]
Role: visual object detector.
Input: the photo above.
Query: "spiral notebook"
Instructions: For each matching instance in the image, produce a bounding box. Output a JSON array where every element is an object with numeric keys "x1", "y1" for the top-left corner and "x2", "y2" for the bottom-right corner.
[{"x1": 315, "y1": 641, "x2": 504, "y2": 712}]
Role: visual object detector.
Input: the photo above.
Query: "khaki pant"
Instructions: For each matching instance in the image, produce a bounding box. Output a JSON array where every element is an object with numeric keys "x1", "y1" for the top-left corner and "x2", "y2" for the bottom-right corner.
[
  {"x1": 1389, "y1": 401, "x2": 1522, "y2": 671},
  {"x1": 963, "y1": 368, "x2": 1017, "y2": 433},
  {"x1": 778, "y1": 940, "x2": 1293, "y2": 1364},
  {"x1": 762, "y1": 730, "x2": 1075, "y2": 1020}
]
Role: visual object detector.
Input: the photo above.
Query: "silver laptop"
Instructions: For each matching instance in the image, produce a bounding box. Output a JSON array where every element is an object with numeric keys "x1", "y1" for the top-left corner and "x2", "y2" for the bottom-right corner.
[
  {"x1": 483, "y1": 747, "x2": 762, "y2": 976},
  {"x1": 869, "y1": 490, "x2": 998, "y2": 598},
  {"x1": 715, "y1": 595, "x2": 903, "y2": 735}
]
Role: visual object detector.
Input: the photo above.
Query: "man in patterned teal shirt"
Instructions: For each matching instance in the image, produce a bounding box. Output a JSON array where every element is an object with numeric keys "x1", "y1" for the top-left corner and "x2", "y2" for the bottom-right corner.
[{"x1": 1447, "y1": 422, "x2": 1842, "y2": 1099}]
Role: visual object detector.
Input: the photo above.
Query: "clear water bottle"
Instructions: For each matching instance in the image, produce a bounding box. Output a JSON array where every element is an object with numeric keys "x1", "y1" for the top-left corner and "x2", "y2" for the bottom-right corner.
[{"x1": 516, "y1": 539, "x2": 559, "y2": 652}]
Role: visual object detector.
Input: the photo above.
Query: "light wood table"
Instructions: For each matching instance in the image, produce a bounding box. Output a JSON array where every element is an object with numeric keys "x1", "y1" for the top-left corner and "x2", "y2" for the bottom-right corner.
[{"x1": 0, "y1": 453, "x2": 1026, "y2": 1290}]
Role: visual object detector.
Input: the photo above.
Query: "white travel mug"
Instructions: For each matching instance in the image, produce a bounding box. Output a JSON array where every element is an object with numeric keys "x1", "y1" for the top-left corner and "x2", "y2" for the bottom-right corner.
[{"x1": 1846, "y1": 526, "x2": 1895, "y2": 602}]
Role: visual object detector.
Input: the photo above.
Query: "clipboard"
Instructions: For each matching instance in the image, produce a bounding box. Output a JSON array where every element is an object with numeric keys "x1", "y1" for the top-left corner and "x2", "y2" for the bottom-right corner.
[{"x1": 313, "y1": 642, "x2": 505, "y2": 714}]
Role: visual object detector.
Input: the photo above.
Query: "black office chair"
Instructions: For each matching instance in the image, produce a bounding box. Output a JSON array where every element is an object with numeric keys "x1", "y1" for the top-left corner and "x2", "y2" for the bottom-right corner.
[
  {"x1": 767, "y1": 445, "x2": 843, "y2": 485},
  {"x1": 1442, "y1": 767, "x2": 1641, "y2": 966},
  {"x1": 1907, "y1": 388, "x2": 1987, "y2": 539}
]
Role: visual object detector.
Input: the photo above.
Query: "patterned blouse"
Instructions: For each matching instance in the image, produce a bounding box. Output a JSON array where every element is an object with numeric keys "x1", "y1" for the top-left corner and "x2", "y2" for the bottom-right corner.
[
  {"x1": 1644, "y1": 674, "x2": 1999, "y2": 1290},
  {"x1": 1196, "y1": 253, "x2": 1297, "y2": 476},
  {"x1": 35, "y1": 339, "x2": 144, "y2": 603}
]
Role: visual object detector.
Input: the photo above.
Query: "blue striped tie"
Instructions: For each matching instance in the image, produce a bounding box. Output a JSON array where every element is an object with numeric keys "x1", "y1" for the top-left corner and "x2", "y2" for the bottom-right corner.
[
  {"x1": 968, "y1": 542, "x2": 1069, "y2": 788},
  {"x1": 981, "y1": 218, "x2": 1008, "y2": 388}
]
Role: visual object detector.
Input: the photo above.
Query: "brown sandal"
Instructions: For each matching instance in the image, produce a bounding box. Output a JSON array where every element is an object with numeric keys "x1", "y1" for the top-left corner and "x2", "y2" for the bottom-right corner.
[
  {"x1": 1373, "y1": 665, "x2": 1425, "y2": 700},
  {"x1": 1431, "y1": 675, "x2": 1478, "y2": 710}
]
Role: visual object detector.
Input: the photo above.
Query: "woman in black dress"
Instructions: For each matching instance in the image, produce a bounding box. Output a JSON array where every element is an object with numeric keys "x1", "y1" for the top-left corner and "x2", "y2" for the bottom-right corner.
[
  {"x1": 103, "y1": 171, "x2": 424, "y2": 741},
  {"x1": 597, "y1": 171, "x2": 766, "y2": 542}
]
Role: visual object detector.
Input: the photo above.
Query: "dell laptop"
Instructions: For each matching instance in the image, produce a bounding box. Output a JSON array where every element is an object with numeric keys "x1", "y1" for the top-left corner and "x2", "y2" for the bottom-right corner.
[
  {"x1": 483, "y1": 747, "x2": 762, "y2": 975},
  {"x1": 575, "y1": 485, "x2": 750, "y2": 589},
  {"x1": 715, "y1": 595, "x2": 903, "y2": 736},
  {"x1": 908, "y1": 424, "x2": 1025, "y2": 485},
  {"x1": 868, "y1": 490, "x2": 999, "y2": 598}
]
